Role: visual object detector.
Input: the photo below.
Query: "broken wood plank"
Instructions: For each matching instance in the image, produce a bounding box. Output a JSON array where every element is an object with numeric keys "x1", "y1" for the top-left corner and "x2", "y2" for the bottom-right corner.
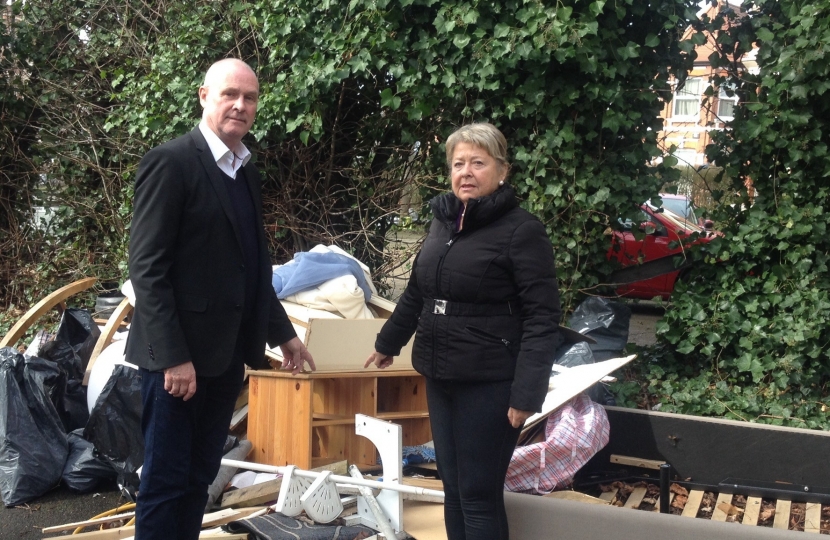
[
  {"x1": 220, "y1": 460, "x2": 348, "y2": 508},
  {"x1": 543, "y1": 491, "x2": 609, "y2": 505},
  {"x1": 42, "y1": 512, "x2": 135, "y2": 534},
  {"x1": 710, "y1": 492, "x2": 734, "y2": 522},
  {"x1": 598, "y1": 488, "x2": 618, "y2": 503},
  {"x1": 773, "y1": 499, "x2": 791, "y2": 530},
  {"x1": 45, "y1": 525, "x2": 135, "y2": 539},
  {"x1": 202, "y1": 506, "x2": 268, "y2": 528},
  {"x1": 680, "y1": 490, "x2": 704, "y2": 518},
  {"x1": 741, "y1": 496, "x2": 762, "y2": 526},
  {"x1": 610, "y1": 454, "x2": 665, "y2": 470},
  {"x1": 804, "y1": 502, "x2": 822, "y2": 533}
]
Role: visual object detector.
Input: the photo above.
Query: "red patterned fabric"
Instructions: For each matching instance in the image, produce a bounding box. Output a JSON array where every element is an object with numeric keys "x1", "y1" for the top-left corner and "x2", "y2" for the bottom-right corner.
[{"x1": 504, "y1": 394, "x2": 609, "y2": 494}]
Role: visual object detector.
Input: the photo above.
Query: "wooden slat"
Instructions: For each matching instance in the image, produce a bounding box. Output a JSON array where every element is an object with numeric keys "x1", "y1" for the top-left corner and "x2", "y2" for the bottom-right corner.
[
  {"x1": 773, "y1": 499, "x2": 792, "y2": 530},
  {"x1": 84, "y1": 296, "x2": 132, "y2": 385},
  {"x1": 652, "y1": 492, "x2": 675, "y2": 512},
  {"x1": 201, "y1": 506, "x2": 268, "y2": 527},
  {"x1": 42, "y1": 512, "x2": 135, "y2": 534},
  {"x1": 45, "y1": 525, "x2": 135, "y2": 539},
  {"x1": 610, "y1": 454, "x2": 666, "y2": 470},
  {"x1": 680, "y1": 490, "x2": 705, "y2": 518},
  {"x1": 805, "y1": 502, "x2": 822, "y2": 533},
  {"x1": 598, "y1": 488, "x2": 618, "y2": 503},
  {"x1": 742, "y1": 496, "x2": 762, "y2": 526},
  {"x1": 710, "y1": 492, "x2": 734, "y2": 521},
  {"x1": 624, "y1": 486, "x2": 648, "y2": 509},
  {"x1": 1, "y1": 277, "x2": 97, "y2": 349}
]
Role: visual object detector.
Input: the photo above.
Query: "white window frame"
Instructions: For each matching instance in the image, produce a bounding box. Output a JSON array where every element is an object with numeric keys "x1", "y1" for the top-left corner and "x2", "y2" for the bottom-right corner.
[
  {"x1": 717, "y1": 84, "x2": 738, "y2": 121},
  {"x1": 672, "y1": 77, "x2": 704, "y2": 120}
]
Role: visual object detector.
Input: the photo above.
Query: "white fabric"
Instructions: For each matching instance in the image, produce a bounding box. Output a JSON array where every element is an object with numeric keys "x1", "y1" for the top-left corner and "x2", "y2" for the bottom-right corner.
[
  {"x1": 286, "y1": 274, "x2": 374, "y2": 319},
  {"x1": 277, "y1": 244, "x2": 378, "y2": 319}
]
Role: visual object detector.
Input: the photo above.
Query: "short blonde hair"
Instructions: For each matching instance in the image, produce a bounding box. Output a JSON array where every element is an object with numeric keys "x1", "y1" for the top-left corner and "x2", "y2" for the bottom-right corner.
[{"x1": 445, "y1": 123, "x2": 509, "y2": 169}]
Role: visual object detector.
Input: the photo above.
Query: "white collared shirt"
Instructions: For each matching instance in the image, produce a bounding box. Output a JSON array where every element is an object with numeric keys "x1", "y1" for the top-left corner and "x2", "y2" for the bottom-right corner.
[{"x1": 198, "y1": 121, "x2": 251, "y2": 179}]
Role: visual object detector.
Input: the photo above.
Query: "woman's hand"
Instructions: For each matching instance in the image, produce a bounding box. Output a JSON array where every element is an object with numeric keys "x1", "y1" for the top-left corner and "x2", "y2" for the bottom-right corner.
[
  {"x1": 364, "y1": 351, "x2": 394, "y2": 369},
  {"x1": 507, "y1": 407, "x2": 533, "y2": 429}
]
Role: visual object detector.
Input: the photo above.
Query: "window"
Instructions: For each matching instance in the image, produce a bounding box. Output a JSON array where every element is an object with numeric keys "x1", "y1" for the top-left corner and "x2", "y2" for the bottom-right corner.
[
  {"x1": 717, "y1": 84, "x2": 738, "y2": 121},
  {"x1": 673, "y1": 78, "x2": 703, "y2": 118}
]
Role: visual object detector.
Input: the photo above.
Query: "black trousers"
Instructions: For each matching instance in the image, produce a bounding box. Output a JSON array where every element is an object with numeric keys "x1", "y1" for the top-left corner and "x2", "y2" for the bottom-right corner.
[
  {"x1": 136, "y1": 359, "x2": 244, "y2": 540},
  {"x1": 426, "y1": 377, "x2": 521, "y2": 540}
]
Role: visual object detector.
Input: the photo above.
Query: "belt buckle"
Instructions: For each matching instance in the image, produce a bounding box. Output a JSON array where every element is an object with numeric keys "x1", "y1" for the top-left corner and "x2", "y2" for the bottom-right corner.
[{"x1": 433, "y1": 299, "x2": 448, "y2": 315}]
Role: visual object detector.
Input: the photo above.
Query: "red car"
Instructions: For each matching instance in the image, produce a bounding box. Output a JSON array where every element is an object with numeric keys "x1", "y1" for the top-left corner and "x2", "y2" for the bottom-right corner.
[{"x1": 607, "y1": 201, "x2": 714, "y2": 300}]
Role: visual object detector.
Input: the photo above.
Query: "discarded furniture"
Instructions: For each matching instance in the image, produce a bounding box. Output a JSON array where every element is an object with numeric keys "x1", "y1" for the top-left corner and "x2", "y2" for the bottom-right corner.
[
  {"x1": 529, "y1": 405, "x2": 830, "y2": 538},
  {"x1": 247, "y1": 369, "x2": 430, "y2": 469}
]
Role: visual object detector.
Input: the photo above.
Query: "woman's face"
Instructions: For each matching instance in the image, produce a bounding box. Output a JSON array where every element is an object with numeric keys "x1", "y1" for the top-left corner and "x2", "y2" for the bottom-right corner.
[{"x1": 450, "y1": 142, "x2": 507, "y2": 204}]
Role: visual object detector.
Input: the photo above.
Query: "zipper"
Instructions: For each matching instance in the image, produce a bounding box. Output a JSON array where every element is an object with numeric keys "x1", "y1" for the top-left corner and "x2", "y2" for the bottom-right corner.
[
  {"x1": 432, "y1": 221, "x2": 460, "y2": 375},
  {"x1": 466, "y1": 325, "x2": 512, "y2": 347}
]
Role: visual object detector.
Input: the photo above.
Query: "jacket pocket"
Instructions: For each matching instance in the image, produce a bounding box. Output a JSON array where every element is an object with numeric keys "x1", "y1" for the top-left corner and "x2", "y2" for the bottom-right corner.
[
  {"x1": 466, "y1": 325, "x2": 512, "y2": 347},
  {"x1": 176, "y1": 294, "x2": 209, "y2": 313}
]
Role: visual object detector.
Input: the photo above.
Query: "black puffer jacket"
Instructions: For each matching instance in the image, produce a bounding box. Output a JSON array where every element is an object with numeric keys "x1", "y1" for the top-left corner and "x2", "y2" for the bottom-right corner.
[{"x1": 375, "y1": 185, "x2": 563, "y2": 412}]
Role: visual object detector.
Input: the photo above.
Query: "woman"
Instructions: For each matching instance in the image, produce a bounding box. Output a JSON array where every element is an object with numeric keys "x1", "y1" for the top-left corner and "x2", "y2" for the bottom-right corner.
[{"x1": 365, "y1": 123, "x2": 563, "y2": 540}]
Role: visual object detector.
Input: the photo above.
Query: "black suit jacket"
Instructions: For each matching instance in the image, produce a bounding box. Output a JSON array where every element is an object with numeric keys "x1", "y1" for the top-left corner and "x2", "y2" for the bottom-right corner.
[{"x1": 126, "y1": 127, "x2": 296, "y2": 376}]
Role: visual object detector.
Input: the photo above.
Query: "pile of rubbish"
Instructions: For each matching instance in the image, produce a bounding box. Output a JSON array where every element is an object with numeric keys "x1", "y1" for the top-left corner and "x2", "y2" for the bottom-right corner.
[{"x1": 0, "y1": 247, "x2": 637, "y2": 539}]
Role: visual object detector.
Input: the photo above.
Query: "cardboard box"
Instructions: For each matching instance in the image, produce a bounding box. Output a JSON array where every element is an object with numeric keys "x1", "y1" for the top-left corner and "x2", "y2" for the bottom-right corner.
[{"x1": 265, "y1": 295, "x2": 414, "y2": 372}]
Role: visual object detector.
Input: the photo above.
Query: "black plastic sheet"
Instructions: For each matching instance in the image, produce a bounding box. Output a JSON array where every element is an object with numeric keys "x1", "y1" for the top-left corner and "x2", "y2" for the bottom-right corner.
[
  {"x1": 62, "y1": 428, "x2": 117, "y2": 493},
  {"x1": 84, "y1": 364, "x2": 144, "y2": 493},
  {"x1": 566, "y1": 297, "x2": 631, "y2": 361},
  {"x1": 0, "y1": 348, "x2": 69, "y2": 506}
]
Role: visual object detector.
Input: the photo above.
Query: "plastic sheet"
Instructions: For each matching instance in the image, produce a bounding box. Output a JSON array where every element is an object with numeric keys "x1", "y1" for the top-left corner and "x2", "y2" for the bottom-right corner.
[
  {"x1": 567, "y1": 297, "x2": 631, "y2": 361},
  {"x1": 83, "y1": 364, "x2": 144, "y2": 493},
  {"x1": 62, "y1": 428, "x2": 117, "y2": 493},
  {"x1": 0, "y1": 348, "x2": 69, "y2": 506}
]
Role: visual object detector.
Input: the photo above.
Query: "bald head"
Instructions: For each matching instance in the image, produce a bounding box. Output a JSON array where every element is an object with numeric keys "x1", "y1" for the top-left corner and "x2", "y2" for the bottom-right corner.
[
  {"x1": 203, "y1": 58, "x2": 257, "y2": 88},
  {"x1": 198, "y1": 58, "x2": 259, "y2": 149}
]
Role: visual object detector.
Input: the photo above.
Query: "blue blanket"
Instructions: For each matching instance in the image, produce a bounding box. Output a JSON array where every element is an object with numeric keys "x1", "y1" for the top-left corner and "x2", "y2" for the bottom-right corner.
[{"x1": 272, "y1": 252, "x2": 372, "y2": 302}]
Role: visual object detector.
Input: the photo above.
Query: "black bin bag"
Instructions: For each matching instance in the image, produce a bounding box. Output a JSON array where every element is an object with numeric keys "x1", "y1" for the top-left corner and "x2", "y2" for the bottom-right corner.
[
  {"x1": 55, "y1": 307, "x2": 101, "y2": 371},
  {"x1": 37, "y1": 339, "x2": 89, "y2": 432},
  {"x1": 0, "y1": 348, "x2": 69, "y2": 506},
  {"x1": 63, "y1": 428, "x2": 117, "y2": 493},
  {"x1": 84, "y1": 364, "x2": 144, "y2": 493}
]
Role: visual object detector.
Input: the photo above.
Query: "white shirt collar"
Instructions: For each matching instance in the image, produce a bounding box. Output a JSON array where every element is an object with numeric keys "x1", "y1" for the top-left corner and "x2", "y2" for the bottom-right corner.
[{"x1": 198, "y1": 121, "x2": 251, "y2": 178}]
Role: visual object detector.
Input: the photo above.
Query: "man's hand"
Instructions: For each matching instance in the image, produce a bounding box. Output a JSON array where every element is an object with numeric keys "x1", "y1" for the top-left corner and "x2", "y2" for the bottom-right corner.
[
  {"x1": 278, "y1": 337, "x2": 316, "y2": 375},
  {"x1": 507, "y1": 407, "x2": 532, "y2": 429},
  {"x1": 364, "y1": 351, "x2": 394, "y2": 369},
  {"x1": 164, "y1": 361, "x2": 198, "y2": 401}
]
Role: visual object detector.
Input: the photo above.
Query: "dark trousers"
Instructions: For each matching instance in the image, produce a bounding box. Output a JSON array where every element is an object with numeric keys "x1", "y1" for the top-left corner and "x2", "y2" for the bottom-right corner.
[
  {"x1": 426, "y1": 377, "x2": 521, "y2": 540},
  {"x1": 136, "y1": 359, "x2": 244, "y2": 540}
]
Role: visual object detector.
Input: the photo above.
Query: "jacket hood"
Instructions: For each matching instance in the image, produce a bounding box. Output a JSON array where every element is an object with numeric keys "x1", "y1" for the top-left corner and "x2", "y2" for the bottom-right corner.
[{"x1": 430, "y1": 185, "x2": 519, "y2": 231}]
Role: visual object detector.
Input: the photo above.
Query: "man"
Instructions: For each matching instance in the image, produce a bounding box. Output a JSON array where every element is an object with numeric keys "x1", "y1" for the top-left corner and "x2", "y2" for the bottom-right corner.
[{"x1": 127, "y1": 58, "x2": 315, "y2": 540}]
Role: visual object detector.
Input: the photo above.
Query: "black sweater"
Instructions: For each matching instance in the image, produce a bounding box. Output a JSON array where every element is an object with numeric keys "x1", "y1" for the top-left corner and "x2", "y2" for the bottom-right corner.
[{"x1": 375, "y1": 185, "x2": 563, "y2": 412}]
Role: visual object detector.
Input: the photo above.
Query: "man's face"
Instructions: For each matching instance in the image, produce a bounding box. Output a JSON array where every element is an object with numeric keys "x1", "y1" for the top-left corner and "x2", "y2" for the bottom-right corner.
[{"x1": 199, "y1": 62, "x2": 259, "y2": 149}]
